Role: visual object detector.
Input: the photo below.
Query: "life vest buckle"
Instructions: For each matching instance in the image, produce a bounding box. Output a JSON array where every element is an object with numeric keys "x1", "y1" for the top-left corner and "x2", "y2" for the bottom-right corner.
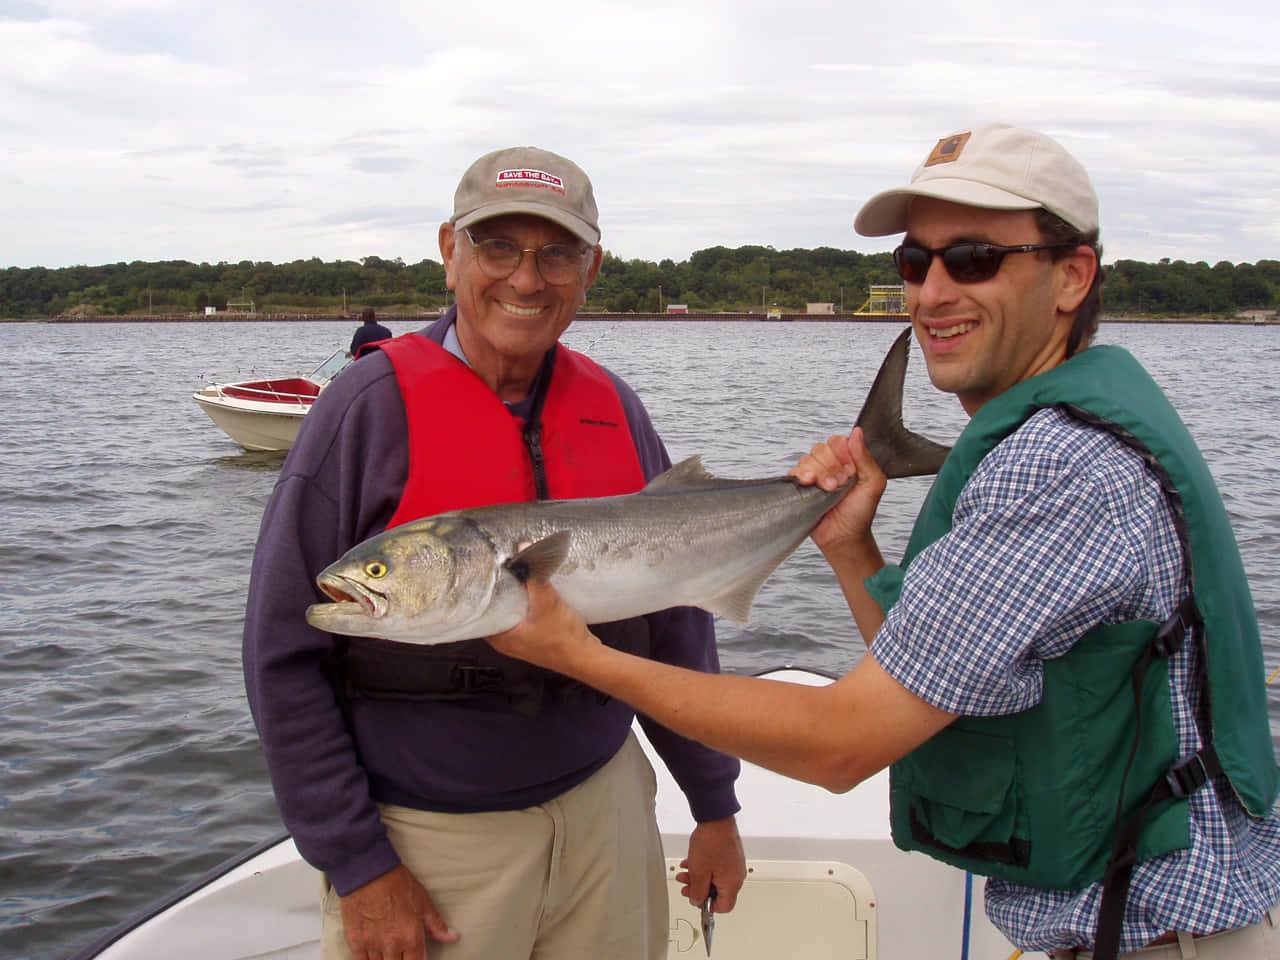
[
  {"x1": 453, "y1": 663, "x2": 504, "y2": 692},
  {"x1": 1163, "y1": 753, "x2": 1210, "y2": 799},
  {"x1": 1150, "y1": 596, "x2": 1197, "y2": 659}
]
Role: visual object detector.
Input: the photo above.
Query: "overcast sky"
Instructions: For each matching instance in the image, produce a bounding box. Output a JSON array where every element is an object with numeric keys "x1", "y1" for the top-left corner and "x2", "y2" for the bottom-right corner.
[{"x1": 3, "y1": 0, "x2": 1277, "y2": 270}]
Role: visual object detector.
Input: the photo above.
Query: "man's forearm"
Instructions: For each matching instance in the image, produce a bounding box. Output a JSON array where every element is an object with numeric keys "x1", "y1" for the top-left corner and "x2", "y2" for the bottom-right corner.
[
  {"x1": 559, "y1": 641, "x2": 929, "y2": 793},
  {"x1": 488, "y1": 580, "x2": 956, "y2": 794},
  {"x1": 822, "y1": 535, "x2": 887, "y2": 649}
]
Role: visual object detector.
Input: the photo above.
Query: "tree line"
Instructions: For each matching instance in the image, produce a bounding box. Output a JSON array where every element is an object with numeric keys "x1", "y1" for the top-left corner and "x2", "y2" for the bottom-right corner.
[{"x1": 2, "y1": 248, "x2": 1277, "y2": 318}]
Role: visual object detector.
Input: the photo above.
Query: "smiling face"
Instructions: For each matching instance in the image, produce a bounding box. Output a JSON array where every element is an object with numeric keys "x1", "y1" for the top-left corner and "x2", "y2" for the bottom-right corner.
[
  {"x1": 440, "y1": 213, "x2": 602, "y2": 401},
  {"x1": 904, "y1": 197, "x2": 1093, "y2": 416}
]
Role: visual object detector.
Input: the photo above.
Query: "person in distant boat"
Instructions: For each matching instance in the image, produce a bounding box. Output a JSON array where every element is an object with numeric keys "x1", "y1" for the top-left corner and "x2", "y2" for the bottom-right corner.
[
  {"x1": 490, "y1": 125, "x2": 1280, "y2": 960},
  {"x1": 347, "y1": 307, "x2": 392, "y2": 358},
  {"x1": 243, "y1": 146, "x2": 745, "y2": 960}
]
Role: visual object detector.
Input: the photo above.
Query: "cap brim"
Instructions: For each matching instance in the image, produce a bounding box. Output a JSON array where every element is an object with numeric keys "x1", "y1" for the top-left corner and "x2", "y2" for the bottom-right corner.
[
  {"x1": 454, "y1": 200, "x2": 600, "y2": 246},
  {"x1": 855, "y1": 179, "x2": 1042, "y2": 236}
]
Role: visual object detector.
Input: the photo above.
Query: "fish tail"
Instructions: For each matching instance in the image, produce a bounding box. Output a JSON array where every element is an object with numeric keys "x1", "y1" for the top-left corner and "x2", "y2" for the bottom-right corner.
[{"x1": 854, "y1": 327, "x2": 951, "y2": 479}]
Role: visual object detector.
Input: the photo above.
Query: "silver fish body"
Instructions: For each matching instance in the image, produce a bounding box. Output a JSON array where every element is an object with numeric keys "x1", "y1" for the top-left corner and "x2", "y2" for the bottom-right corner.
[
  {"x1": 306, "y1": 460, "x2": 850, "y2": 645},
  {"x1": 304, "y1": 327, "x2": 949, "y2": 645}
]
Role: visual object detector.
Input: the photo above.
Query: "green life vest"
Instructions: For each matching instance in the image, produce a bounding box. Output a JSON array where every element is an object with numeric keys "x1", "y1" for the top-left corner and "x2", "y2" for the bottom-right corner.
[{"x1": 865, "y1": 345, "x2": 1278, "y2": 892}]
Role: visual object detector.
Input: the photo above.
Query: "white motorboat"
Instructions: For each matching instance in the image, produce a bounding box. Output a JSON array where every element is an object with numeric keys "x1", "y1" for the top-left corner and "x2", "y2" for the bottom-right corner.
[
  {"x1": 192, "y1": 350, "x2": 351, "y2": 452},
  {"x1": 69, "y1": 668, "x2": 1018, "y2": 960}
]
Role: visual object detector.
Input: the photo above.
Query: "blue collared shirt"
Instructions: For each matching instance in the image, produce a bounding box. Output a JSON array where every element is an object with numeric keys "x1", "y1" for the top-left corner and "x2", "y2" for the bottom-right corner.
[{"x1": 872, "y1": 406, "x2": 1280, "y2": 952}]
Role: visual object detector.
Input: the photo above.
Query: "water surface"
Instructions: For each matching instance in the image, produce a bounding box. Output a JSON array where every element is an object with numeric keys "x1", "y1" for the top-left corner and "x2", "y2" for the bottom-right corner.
[{"x1": 1, "y1": 320, "x2": 1277, "y2": 959}]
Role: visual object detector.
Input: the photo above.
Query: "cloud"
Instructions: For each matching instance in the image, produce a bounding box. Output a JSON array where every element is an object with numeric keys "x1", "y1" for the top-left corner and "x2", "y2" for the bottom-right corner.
[{"x1": 1, "y1": 0, "x2": 1277, "y2": 268}]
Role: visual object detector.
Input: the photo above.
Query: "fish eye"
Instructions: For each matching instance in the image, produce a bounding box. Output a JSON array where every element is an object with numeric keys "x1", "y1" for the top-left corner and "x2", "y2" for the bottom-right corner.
[{"x1": 364, "y1": 560, "x2": 388, "y2": 579}]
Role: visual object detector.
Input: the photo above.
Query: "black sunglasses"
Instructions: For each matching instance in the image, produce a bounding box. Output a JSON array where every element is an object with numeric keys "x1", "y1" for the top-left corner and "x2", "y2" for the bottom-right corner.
[{"x1": 893, "y1": 241, "x2": 1077, "y2": 284}]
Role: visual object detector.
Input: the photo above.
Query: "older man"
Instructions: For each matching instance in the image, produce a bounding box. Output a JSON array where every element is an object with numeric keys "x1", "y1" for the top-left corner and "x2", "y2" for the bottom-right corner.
[
  {"x1": 490, "y1": 126, "x2": 1280, "y2": 960},
  {"x1": 244, "y1": 146, "x2": 745, "y2": 960}
]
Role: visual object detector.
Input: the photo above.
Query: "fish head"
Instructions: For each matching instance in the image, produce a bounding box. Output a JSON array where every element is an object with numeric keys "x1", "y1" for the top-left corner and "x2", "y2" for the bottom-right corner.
[{"x1": 304, "y1": 516, "x2": 499, "y2": 644}]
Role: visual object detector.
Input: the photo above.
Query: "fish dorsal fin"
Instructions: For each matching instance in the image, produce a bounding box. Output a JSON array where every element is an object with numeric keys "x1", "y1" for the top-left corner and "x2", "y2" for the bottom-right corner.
[
  {"x1": 855, "y1": 327, "x2": 952, "y2": 478},
  {"x1": 641, "y1": 455, "x2": 718, "y2": 492},
  {"x1": 642, "y1": 456, "x2": 793, "y2": 495},
  {"x1": 505, "y1": 531, "x2": 571, "y2": 583}
]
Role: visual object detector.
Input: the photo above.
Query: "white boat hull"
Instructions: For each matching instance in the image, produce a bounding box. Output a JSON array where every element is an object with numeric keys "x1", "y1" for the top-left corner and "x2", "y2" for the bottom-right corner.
[
  {"x1": 192, "y1": 349, "x2": 352, "y2": 452},
  {"x1": 192, "y1": 392, "x2": 308, "y2": 452},
  {"x1": 72, "y1": 669, "x2": 1019, "y2": 959}
]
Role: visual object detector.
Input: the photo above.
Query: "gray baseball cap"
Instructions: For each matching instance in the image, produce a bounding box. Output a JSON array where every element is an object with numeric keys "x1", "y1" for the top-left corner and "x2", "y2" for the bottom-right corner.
[
  {"x1": 855, "y1": 124, "x2": 1098, "y2": 237},
  {"x1": 450, "y1": 146, "x2": 600, "y2": 245}
]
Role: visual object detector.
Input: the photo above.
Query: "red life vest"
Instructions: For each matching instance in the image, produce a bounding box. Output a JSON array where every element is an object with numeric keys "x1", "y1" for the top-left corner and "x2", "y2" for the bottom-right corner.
[
  {"x1": 379, "y1": 333, "x2": 645, "y2": 528},
  {"x1": 339, "y1": 332, "x2": 652, "y2": 715}
]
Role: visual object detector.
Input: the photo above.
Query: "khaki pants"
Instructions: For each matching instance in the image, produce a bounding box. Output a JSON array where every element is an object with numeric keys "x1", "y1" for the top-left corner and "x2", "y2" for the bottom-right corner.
[
  {"x1": 322, "y1": 732, "x2": 668, "y2": 960},
  {"x1": 1049, "y1": 901, "x2": 1280, "y2": 960}
]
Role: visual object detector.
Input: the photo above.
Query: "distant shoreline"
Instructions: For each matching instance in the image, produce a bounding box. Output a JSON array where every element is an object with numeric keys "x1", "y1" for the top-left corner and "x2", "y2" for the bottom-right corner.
[{"x1": 8, "y1": 312, "x2": 1277, "y2": 325}]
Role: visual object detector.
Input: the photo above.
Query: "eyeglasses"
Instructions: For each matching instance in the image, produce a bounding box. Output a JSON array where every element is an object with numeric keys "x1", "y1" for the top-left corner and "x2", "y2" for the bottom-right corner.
[
  {"x1": 893, "y1": 241, "x2": 1077, "y2": 285},
  {"x1": 463, "y1": 228, "x2": 589, "y2": 286}
]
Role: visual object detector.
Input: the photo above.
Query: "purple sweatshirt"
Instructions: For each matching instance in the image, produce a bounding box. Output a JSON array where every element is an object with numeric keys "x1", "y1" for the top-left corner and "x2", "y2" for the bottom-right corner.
[{"x1": 243, "y1": 311, "x2": 741, "y2": 895}]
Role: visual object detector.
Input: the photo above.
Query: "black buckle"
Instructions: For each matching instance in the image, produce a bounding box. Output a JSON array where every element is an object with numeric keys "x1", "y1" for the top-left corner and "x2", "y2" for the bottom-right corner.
[
  {"x1": 1163, "y1": 754, "x2": 1210, "y2": 799},
  {"x1": 454, "y1": 664, "x2": 503, "y2": 692},
  {"x1": 1151, "y1": 598, "x2": 1196, "y2": 658}
]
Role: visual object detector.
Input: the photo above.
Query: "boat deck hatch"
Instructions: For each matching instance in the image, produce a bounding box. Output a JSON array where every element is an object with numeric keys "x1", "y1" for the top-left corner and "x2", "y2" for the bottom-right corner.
[{"x1": 666, "y1": 858, "x2": 876, "y2": 959}]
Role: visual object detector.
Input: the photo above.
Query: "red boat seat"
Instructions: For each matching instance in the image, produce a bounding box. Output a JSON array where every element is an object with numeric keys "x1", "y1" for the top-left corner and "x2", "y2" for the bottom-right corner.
[{"x1": 221, "y1": 377, "x2": 320, "y2": 404}]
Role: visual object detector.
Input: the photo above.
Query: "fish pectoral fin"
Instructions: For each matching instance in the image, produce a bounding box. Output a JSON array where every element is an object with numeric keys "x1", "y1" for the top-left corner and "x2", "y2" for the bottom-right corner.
[
  {"x1": 505, "y1": 531, "x2": 572, "y2": 584},
  {"x1": 699, "y1": 540, "x2": 805, "y2": 624}
]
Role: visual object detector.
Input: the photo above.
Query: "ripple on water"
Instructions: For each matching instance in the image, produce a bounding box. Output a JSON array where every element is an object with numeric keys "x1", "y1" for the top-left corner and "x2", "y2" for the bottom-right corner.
[{"x1": 4, "y1": 320, "x2": 1280, "y2": 960}]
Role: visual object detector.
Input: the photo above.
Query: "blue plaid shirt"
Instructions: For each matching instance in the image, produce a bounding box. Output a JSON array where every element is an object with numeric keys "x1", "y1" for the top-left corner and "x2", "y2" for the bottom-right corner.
[{"x1": 872, "y1": 407, "x2": 1280, "y2": 953}]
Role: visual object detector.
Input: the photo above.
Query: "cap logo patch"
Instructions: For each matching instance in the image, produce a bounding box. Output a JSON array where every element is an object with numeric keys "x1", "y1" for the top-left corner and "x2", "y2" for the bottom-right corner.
[
  {"x1": 496, "y1": 168, "x2": 566, "y2": 195},
  {"x1": 924, "y1": 132, "x2": 972, "y2": 167}
]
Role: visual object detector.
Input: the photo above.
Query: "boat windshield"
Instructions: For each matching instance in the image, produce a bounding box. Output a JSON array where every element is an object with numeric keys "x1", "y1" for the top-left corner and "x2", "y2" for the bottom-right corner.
[{"x1": 310, "y1": 349, "x2": 353, "y2": 385}]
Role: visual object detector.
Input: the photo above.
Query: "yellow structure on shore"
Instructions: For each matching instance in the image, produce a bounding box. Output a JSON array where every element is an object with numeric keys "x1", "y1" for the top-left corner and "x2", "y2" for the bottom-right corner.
[{"x1": 853, "y1": 284, "x2": 907, "y2": 316}]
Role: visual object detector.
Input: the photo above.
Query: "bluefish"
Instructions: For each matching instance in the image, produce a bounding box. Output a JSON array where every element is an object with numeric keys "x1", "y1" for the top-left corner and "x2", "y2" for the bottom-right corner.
[{"x1": 304, "y1": 328, "x2": 948, "y2": 645}]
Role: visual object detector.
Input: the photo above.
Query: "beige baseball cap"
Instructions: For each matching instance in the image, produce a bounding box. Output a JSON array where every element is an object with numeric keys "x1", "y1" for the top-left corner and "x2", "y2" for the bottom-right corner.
[
  {"x1": 855, "y1": 123, "x2": 1098, "y2": 237},
  {"x1": 450, "y1": 146, "x2": 600, "y2": 245}
]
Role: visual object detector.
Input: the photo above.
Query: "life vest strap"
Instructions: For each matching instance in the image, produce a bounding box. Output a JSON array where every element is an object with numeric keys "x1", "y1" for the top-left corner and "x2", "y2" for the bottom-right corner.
[{"x1": 1094, "y1": 595, "x2": 1210, "y2": 960}]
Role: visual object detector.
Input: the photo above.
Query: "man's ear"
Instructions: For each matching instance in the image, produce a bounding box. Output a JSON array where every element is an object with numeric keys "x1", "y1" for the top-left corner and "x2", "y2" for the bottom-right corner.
[
  {"x1": 1056, "y1": 244, "x2": 1097, "y2": 314},
  {"x1": 439, "y1": 222, "x2": 459, "y2": 291},
  {"x1": 583, "y1": 245, "x2": 604, "y2": 289}
]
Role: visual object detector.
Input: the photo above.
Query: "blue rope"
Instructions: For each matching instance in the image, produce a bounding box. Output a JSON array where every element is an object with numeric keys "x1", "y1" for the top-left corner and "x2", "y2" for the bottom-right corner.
[{"x1": 961, "y1": 871, "x2": 974, "y2": 960}]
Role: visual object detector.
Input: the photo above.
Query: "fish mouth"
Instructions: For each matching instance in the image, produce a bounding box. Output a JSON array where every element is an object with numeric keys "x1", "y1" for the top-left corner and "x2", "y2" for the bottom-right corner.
[{"x1": 314, "y1": 573, "x2": 388, "y2": 619}]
